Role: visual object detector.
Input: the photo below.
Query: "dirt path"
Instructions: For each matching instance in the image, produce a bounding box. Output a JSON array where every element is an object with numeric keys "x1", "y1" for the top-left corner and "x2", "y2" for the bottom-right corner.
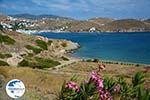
[{"x1": 49, "y1": 58, "x2": 81, "y2": 70}]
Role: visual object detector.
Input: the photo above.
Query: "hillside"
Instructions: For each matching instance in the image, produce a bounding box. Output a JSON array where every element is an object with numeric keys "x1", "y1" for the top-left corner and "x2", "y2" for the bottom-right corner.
[
  {"x1": 99, "y1": 19, "x2": 150, "y2": 32},
  {"x1": 144, "y1": 19, "x2": 150, "y2": 23},
  {"x1": 0, "y1": 28, "x2": 79, "y2": 67},
  {"x1": 0, "y1": 14, "x2": 150, "y2": 32},
  {"x1": 64, "y1": 20, "x2": 100, "y2": 32},
  {"x1": 88, "y1": 17, "x2": 114, "y2": 25}
]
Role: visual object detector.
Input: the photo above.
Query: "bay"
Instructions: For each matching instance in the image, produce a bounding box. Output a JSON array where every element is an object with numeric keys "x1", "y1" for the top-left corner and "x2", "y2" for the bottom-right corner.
[{"x1": 35, "y1": 32, "x2": 150, "y2": 64}]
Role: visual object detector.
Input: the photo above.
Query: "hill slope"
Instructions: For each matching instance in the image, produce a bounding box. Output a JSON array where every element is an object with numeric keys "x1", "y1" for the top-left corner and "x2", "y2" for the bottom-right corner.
[{"x1": 0, "y1": 28, "x2": 79, "y2": 67}]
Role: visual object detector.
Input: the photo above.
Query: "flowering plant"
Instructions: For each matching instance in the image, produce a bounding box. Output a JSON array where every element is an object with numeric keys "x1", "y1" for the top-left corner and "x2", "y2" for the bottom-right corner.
[
  {"x1": 59, "y1": 71, "x2": 112, "y2": 100},
  {"x1": 59, "y1": 71, "x2": 149, "y2": 100}
]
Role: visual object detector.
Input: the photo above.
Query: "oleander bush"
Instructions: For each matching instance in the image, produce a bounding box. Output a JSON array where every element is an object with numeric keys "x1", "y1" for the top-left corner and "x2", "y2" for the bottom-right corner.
[
  {"x1": 59, "y1": 71, "x2": 150, "y2": 100},
  {"x1": 35, "y1": 40, "x2": 48, "y2": 50}
]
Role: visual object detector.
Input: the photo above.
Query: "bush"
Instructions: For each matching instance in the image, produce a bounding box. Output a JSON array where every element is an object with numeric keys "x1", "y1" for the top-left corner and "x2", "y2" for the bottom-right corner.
[
  {"x1": 61, "y1": 42, "x2": 67, "y2": 47},
  {"x1": 132, "y1": 72, "x2": 145, "y2": 87},
  {"x1": 59, "y1": 71, "x2": 150, "y2": 100},
  {"x1": 25, "y1": 45, "x2": 43, "y2": 54},
  {"x1": 33, "y1": 57, "x2": 60, "y2": 69},
  {"x1": 59, "y1": 71, "x2": 112, "y2": 100},
  {"x1": 93, "y1": 59, "x2": 99, "y2": 62},
  {"x1": 18, "y1": 59, "x2": 29, "y2": 66},
  {"x1": 61, "y1": 56, "x2": 69, "y2": 61},
  {"x1": 0, "y1": 34, "x2": 15, "y2": 45},
  {"x1": 48, "y1": 40, "x2": 52, "y2": 45},
  {"x1": 35, "y1": 40, "x2": 48, "y2": 50},
  {"x1": 19, "y1": 57, "x2": 61, "y2": 69},
  {"x1": 0, "y1": 53, "x2": 12, "y2": 59},
  {"x1": 0, "y1": 60, "x2": 9, "y2": 66}
]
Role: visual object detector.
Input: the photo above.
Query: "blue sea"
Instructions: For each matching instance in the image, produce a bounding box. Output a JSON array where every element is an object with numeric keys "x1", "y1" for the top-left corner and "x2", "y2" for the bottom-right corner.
[{"x1": 35, "y1": 32, "x2": 150, "y2": 64}]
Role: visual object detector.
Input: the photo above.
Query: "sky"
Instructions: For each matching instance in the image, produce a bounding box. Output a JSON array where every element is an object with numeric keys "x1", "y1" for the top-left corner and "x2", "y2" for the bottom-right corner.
[{"x1": 0, "y1": 0, "x2": 150, "y2": 19}]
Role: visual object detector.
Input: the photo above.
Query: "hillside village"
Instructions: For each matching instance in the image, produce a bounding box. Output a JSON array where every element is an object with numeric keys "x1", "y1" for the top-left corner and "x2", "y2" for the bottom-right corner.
[{"x1": 0, "y1": 14, "x2": 150, "y2": 33}]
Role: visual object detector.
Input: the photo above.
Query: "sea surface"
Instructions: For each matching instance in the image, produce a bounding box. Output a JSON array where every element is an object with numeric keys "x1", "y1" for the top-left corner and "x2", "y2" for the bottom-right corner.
[{"x1": 35, "y1": 32, "x2": 150, "y2": 64}]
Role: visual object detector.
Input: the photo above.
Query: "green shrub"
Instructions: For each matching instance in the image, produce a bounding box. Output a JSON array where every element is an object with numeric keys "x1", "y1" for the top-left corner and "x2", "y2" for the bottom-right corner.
[
  {"x1": 18, "y1": 59, "x2": 29, "y2": 66},
  {"x1": 19, "y1": 57, "x2": 60, "y2": 69},
  {"x1": 0, "y1": 34, "x2": 15, "y2": 45},
  {"x1": 33, "y1": 57, "x2": 60, "y2": 69},
  {"x1": 103, "y1": 76, "x2": 116, "y2": 92},
  {"x1": 137, "y1": 86, "x2": 150, "y2": 100},
  {"x1": 61, "y1": 42, "x2": 67, "y2": 47},
  {"x1": 61, "y1": 56, "x2": 69, "y2": 61},
  {"x1": 93, "y1": 59, "x2": 99, "y2": 62},
  {"x1": 35, "y1": 40, "x2": 48, "y2": 50},
  {"x1": 0, "y1": 60, "x2": 9, "y2": 66},
  {"x1": 25, "y1": 45, "x2": 42, "y2": 54},
  {"x1": 0, "y1": 53, "x2": 12, "y2": 59},
  {"x1": 48, "y1": 40, "x2": 52, "y2": 45},
  {"x1": 132, "y1": 72, "x2": 145, "y2": 87}
]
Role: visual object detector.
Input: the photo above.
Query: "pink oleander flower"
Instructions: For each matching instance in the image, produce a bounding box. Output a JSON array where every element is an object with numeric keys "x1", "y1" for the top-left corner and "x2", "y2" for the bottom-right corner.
[
  {"x1": 97, "y1": 79, "x2": 104, "y2": 89},
  {"x1": 65, "y1": 81, "x2": 80, "y2": 92},
  {"x1": 90, "y1": 71, "x2": 113, "y2": 100},
  {"x1": 99, "y1": 89, "x2": 113, "y2": 100},
  {"x1": 90, "y1": 71, "x2": 104, "y2": 88},
  {"x1": 91, "y1": 71, "x2": 99, "y2": 82}
]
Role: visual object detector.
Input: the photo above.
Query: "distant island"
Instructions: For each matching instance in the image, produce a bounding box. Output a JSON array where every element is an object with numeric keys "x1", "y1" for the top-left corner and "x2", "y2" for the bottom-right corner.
[{"x1": 0, "y1": 13, "x2": 150, "y2": 33}]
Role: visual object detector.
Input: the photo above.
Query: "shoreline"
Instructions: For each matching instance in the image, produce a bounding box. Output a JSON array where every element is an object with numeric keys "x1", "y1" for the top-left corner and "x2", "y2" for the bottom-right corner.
[
  {"x1": 17, "y1": 30, "x2": 150, "y2": 66},
  {"x1": 66, "y1": 53, "x2": 150, "y2": 67},
  {"x1": 16, "y1": 29, "x2": 150, "y2": 35}
]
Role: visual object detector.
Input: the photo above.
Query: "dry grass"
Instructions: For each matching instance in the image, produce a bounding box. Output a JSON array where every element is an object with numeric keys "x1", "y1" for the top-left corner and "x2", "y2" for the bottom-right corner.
[
  {"x1": 0, "y1": 65, "x2": 88, "y2": 99},
  {"x1": 0, "y1": 62, "x2": 149, "y2": 99},
  {"x1": 0, "y1": 66, "x2": 71, "y2": 99},
  {"x1": 61, "y1": 61, "x2": 150, "y2": 85}
]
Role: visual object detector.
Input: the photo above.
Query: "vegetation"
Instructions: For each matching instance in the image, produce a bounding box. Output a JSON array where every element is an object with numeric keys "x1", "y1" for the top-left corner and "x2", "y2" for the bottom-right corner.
[
  {"x1": 48, "y1": 40, "x2": 53, "y2": 45},
  {"x1": 25, "y1": 45, "x2": 43, "y2": 54},
  {"x1": 59, "y1": 71, "x2": 150, "y2": 100},
  {"x1": 19, "y1": 57, "x2": 60, "y2": 69},
  {"x1": 0, "y1": 34, "x2": 15, "y2": 45},
  {"x1": 35, "y1": 40, "x2": 48, "y2": 50},
  {"x1": 33, "y1": 57, "x2": 60, "y2": 69},
  {"x1": 0, "y1": 53, "x2": 12, "y2": 59},
  {"x1": 0, "y1": 60, "x2": 9, "y2": 66},
  {"x1": 84, "y1": 59, "x2": 135, "y2": 66},
  {"x1": 61, "y1": 42, "x2": 67, "y2": 47},
  {"x1": 18, "y1": 59, "x2": 29, "y2": 66},
  {"x1": 61, "y1": 56, "x2": 69, "y2": 61},
  {"x1": 0, "y1": 24, "x2": 3, "y2": 30}
]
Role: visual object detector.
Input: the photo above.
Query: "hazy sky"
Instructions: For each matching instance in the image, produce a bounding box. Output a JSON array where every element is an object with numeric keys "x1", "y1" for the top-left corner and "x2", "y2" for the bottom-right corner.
[{"x1": 0, "y1": 0, "x2": 150, "y2": 19}]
